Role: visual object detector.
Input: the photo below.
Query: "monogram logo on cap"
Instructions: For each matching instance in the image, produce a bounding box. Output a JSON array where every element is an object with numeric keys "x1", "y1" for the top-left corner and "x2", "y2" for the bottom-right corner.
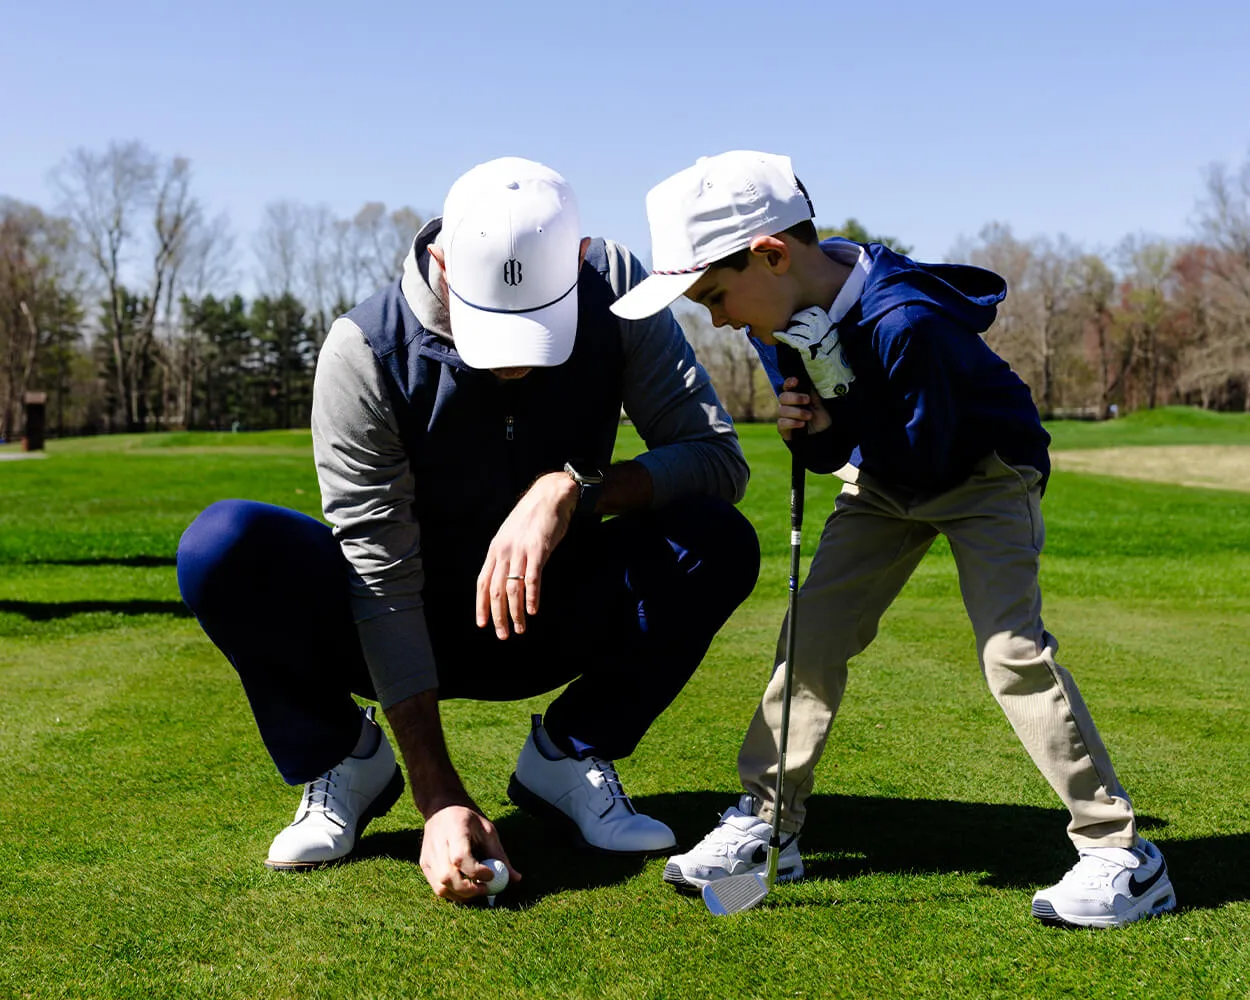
[{"x1": 503, "y1": 258, "x2": 523, "y2": 286}]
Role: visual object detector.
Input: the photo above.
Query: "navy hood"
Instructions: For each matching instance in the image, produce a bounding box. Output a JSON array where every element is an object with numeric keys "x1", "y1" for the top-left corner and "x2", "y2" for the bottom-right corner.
[
  {"x1": 755, "y1": 239, "x2": 1049, "y2": 498},
  {"x1": 852, "y1": 240, "x2": 1007, "y2": 333}
]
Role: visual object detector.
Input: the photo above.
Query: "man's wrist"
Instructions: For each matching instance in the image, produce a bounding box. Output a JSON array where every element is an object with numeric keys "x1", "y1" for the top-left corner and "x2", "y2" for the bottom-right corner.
[
  {"x1": 563, "y1": 461, "x2": 605, "y2": 515},
  {"x1": 536, "y1": 470, "x2": 580, "y2": 513},
  {"x1": 424, "y1": 796, "x2": 481, "y2": 819}
]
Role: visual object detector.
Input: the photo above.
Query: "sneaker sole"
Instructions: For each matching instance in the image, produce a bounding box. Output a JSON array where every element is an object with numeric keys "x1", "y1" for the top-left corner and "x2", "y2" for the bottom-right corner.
[
  {"x1": 1031, "y1": 876, "x2": 1177, "y2": 928},
  {"x1": 663, "y1": 859, "x2": 805, "y2": 893},
  {"x1": 506, "y1": 772, "x2": 675, "y2": 857},
  {"x1": 264, "y1": 765, "x2": 405, "y2": 872}
]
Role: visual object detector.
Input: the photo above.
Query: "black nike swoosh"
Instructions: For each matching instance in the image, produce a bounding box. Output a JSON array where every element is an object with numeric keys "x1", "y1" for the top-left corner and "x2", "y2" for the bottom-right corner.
[
  {"x1": 1129, "y1": 863, "x2": 1166, "y2": 898},
  {"x1": 751, "y1": 845, "x2": 768, "y2": 865}
]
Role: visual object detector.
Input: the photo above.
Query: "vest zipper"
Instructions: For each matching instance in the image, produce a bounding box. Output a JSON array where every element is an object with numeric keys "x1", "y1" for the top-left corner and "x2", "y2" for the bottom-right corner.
[{"x1": 505, "y1": 415, "x2": 514, "y2": 441}]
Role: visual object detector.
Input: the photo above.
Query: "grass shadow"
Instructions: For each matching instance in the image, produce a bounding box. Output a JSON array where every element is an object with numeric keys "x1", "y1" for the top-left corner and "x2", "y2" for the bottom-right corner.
[
  {"x1": 351, "y1": 791, "x2": 1244, "y2": 913},
  {"x1": 639, "y1": 791, "x2": 1245, "y2": 913},
  {"x1": 352, "y1": 816, "x2": 653, "y2": 909},
  {"x1": 0, "y1": 599, "x2": 193, "y2": 620},
  {"x1": 37, "y1": 555, "x2": 177, "y2": 567}
]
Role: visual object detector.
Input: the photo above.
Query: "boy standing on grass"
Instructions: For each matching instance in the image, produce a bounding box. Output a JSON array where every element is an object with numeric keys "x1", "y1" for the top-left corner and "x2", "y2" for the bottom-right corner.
[{"x1": 611, "y1": 150, "x2": 1175, "y2": 928}]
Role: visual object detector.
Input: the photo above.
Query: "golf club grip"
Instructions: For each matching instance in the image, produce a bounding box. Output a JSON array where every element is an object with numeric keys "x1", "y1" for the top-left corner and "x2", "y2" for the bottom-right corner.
[{"x1": 790, "y1": 450, "x2": 805, "y2": 536}]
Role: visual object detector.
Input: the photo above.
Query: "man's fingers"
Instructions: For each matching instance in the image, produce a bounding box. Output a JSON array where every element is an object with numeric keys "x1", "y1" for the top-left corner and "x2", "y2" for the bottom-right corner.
[
  {"x1": 524, "y1": 566, "x2": 541, "y2": 617},
  {"x1": 456, "y1": 854, "x2": 493, "y2": 885},
  {"x1": 490, "y1": 568, "x2": 510, "y2": 639},
  {"x1": 478, "y1": 834, "x2": 522, "y2": 883},
  {"x1": 424, "y1": 850, "x2": 477, "y2": 900},
  {"x1": 475, "y1": 556, "x2": 496, "y2": 628},
  {"x1": 505, "y1": 572, "x2": 526, "y2": 635}
]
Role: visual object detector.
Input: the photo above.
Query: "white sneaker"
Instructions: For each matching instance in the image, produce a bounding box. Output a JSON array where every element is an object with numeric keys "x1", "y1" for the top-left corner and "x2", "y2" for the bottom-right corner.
[
  {"x1": 265, "y1": 707, "x2": 405, "y2": 870},
  {"x1": 507, "y1": 714, "x2": 676, "y2": 856},
  {"x1": 1031, "y1": 838, "x2": 1176, "y2": 928},
  {"x1": 663, "y1": 794, "x2": 804, "y2": 891}
]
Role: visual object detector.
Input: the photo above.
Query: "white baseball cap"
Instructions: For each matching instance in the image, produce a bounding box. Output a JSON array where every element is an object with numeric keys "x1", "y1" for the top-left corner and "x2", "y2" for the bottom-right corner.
[
  {"x1": 441, "y1": 157, "x2": 582, "y2": 369},
  {"x1": 610, "y1": 151, "x2": 812, "y2": 320}
]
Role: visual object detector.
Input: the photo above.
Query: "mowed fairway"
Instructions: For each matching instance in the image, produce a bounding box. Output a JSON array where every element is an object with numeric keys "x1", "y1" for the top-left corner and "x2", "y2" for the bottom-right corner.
[{"x1": 2, "y1": 412, "x2": 1248, "y2": 1000}]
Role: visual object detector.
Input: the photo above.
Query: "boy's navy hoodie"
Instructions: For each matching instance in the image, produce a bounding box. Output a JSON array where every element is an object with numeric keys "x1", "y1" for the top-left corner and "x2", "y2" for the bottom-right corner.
[{"x1": 757, "y1": 239, "x2": 1051, "y2": 499}]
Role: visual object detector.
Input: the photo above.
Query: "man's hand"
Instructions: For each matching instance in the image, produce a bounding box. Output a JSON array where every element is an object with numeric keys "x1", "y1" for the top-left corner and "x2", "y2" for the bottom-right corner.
[
  {"x1": 476, "y1": 471, "x2": 579, "y2": 639},
  {"x1": 777, "y1": 377, "x2": 833, "y2": 440},
  {"x1": 773, "y1": 305, "x2": 855, "y2": 399},
  {"x1": 419, "y1": 805, "x2": 522, "y2": 903}
]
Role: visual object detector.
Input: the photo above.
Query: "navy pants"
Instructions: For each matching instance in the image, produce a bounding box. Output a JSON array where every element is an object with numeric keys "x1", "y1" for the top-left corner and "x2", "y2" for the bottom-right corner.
[{"x1": 177, "y1": 498, "x2": 759, "y2": 784}]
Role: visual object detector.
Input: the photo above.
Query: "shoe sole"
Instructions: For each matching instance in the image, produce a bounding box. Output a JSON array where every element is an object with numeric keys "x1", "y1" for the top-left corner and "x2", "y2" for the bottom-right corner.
[
  {"x1": 663, "y1": 859, "x2": 805, "y2": 893},
  {"x1": 1031, "y1": 876, "x2": 1177, "y2": 928},
  {"x1": 506, "y1": 772, "x2": 675, "y2": 857},
  {"x1": 264, "y1": 765, "x2": 405, "y2": 872}
]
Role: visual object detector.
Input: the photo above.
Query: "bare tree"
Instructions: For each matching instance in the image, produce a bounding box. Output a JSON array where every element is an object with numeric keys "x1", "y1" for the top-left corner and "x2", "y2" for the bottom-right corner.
[
  {"x1": 52, "y1": 141, "x2": 152, "y2": 429},
  {"x1": 1187, "y1": 152, "x2": 1250, "y2": 409},
  {"x1": 254, "y1": 200, "x2": 304, "y2": 298},
  {"x1": 254, "y1": 200, "x2": 422, "y2": 343},
  {"x1": 1071, "y1": 252, "x2": 1122, "y2": 414},
  {"x1": 674, "y1": 305, "x2": 770, "y2": 422},
  {"x1": 1030, "y1": 235, "x2": 1081, "y2": 416},
  {"x1": 345, "y1": 202, "x2": 422, "y2": 291},
  {"x1": 1118, "y1": 235, "x2": 1181, "y2": 410},
  {"x1": 52, "y1": 142, "x2": 207, "y2": 430},
  {"x1": 0, "y1": 199, "x2": 81, "y2": 440},
  {"x1": 1198, "y1": 154, "x2": 1250, "y2": 311},
  {"x1": 164, "y1": 211, "x2": 236, "y2": 428},
  {"x1": 957, "y1": 224, "x2": 1092, "y2": 416}
]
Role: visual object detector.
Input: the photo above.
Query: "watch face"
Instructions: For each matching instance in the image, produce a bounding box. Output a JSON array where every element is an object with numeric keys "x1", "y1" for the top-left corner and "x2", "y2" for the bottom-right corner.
[{"x1": 565, "y1": 461, "x2": 604, "y2": 485}]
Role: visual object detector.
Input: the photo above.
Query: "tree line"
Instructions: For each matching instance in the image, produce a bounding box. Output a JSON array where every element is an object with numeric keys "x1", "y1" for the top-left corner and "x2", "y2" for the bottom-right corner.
[{"x1": 2, "y1": 141, "x2": 1249, "y2": 441}]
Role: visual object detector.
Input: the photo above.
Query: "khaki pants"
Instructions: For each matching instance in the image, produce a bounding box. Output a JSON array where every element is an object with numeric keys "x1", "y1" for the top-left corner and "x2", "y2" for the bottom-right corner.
[{"x1": 738, "y1": 453, "x2": 1137, "y2": 849}]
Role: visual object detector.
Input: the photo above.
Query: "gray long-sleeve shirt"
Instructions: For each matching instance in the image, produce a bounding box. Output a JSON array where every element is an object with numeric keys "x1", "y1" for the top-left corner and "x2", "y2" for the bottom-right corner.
[{"x1": 311, "y1": 220, "x2": 749, "y2": 708}]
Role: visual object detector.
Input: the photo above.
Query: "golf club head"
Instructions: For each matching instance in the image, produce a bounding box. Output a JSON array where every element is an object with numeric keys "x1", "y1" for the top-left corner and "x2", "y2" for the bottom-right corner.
[{"x1": 702, "y1": 873, "x2": 769, "y2": 916}]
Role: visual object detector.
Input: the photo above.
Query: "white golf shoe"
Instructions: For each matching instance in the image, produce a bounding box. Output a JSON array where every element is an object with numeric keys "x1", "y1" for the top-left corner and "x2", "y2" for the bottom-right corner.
[
  {"x1": 507, "y1": 715, "x2": 676, "y2": 856},
  {"x1": 1031, "y1": 838, "x2": 1175, "y2": 928},
  {"x1": 265, "y1": 707, "x2": 404, "y2": 870},
  {"x1": 663, "y1": 794, "x2": 804, "y2": 892}
]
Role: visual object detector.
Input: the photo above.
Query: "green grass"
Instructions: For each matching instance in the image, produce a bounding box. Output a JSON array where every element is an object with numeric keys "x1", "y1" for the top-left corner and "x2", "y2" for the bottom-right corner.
[
  {"x1": 1043, "y1": 405, "x2": 1250, "y2": 450},
  {"x1": 1, "y1": 411, "x2": 1247, "y2": 999}
]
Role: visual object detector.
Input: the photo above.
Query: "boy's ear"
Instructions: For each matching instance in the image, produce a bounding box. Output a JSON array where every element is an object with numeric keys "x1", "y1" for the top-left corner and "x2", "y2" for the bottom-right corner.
[{"x1": 748, "y1": 234, "x2": 791, "y2": 274}]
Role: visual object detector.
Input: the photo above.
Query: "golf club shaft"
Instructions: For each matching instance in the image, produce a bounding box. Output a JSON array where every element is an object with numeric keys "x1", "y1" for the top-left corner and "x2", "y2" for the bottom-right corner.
[{"x1": 767, "y1": 449, "x2": 805, "y2": 885}]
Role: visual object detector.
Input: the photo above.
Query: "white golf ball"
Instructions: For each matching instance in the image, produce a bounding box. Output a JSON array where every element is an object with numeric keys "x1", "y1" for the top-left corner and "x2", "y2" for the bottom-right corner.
[{"x1": 481, "y1": 858, "x2": 509, "y2": 895}]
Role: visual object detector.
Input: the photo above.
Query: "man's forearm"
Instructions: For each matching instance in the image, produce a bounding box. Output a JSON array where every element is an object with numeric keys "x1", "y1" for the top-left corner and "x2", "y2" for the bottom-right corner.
[
  {"x1": 384, "y1": 690, "x2": 478, "y2": 818},
  {"x1": 598, "y1": 460, "x2": 654, "y2": 515}
]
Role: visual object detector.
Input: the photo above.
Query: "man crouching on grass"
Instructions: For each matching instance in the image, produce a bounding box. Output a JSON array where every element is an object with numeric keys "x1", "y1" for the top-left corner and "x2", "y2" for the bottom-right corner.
[{"x1": 176, "y1": 157, "x2": 759, "y2": 903}]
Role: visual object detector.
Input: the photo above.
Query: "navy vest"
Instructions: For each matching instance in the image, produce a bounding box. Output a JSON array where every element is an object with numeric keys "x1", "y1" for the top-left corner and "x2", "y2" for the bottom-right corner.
[{"x1": 346, "y1": 239, "x2": 624, "y2": 589}]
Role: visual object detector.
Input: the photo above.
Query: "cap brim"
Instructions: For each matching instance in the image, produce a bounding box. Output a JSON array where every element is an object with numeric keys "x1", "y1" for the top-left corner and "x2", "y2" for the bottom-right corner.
[
  {"x1": 609, "y1": 271, "x2": 703, "y2": 320},
  {"x1": 449, "y1": 287, "x2": 578, "y2": 370}
]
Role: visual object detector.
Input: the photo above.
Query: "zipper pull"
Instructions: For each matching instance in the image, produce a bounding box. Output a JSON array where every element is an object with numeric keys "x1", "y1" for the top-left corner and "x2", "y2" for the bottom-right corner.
[{"x1": 505, "y1": 415, "x2": 514, "y2": 441}]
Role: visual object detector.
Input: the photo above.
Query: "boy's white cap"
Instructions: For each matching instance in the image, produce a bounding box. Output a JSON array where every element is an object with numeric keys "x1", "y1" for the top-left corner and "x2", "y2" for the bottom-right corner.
[
  {"x1": 441, "y1": 157, "x2": 581, "y2": 370},
  {"x1": 610, "y1": 151, "x2": 812, "y2": 320}
]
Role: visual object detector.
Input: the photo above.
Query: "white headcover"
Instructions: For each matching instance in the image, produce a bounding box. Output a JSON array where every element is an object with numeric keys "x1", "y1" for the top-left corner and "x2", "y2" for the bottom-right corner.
[
  {"x1": 442, "y1": 157, "x2": 581, "y2": 369},
  {"x1": 611, "y1": 151, "x2": 812, "y2": 320}
]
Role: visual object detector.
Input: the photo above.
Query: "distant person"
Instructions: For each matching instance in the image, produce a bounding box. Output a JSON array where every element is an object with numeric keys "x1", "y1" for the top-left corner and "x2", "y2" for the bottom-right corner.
[
  {"x1": 177, "y1": 157, "x2": 759, "y2": 903},
  {"x1": 610, "y1": 150, "x2": 1174, "y2": 928}
]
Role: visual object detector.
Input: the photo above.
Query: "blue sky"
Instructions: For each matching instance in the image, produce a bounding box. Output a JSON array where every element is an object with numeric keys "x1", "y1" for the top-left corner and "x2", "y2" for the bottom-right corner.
[{"x1": 3, "y1": 0, "x2": 1248, "y2": 270}]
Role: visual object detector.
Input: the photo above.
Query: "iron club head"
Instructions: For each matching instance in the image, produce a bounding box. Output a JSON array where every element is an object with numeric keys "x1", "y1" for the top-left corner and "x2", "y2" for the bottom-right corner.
[{"x1": 702, "y1": 872, "x2": 770, "y2": 916}]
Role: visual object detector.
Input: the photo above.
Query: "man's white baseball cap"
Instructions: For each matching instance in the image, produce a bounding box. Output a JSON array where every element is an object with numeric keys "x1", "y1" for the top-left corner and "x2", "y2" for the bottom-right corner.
[
  {"x1": 441, "y1": 157, "x2": 582, "y2": 370},
  {"x1": 610, "y1": 151, "x2": 813, "y2": 321}
]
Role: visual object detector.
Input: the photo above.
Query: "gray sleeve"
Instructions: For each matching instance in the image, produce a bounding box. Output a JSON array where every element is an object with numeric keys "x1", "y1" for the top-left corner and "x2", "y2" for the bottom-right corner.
[
  {"x1": 311, "y1": 318, "x2": 438, "y2": 707},
  {"x1": 604, "y1": 240, "x2": 750, "y2": 506}
]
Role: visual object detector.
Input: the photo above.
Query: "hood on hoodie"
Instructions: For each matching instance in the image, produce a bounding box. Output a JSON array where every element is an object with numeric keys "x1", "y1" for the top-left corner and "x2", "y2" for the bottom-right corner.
[{"x1": 850, "y1": 241, "x2": 1006, "y2": 334}]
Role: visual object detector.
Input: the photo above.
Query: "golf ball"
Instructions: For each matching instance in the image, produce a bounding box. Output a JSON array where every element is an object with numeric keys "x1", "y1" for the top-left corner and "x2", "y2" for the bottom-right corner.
[{"x1": 481, "y1": 858, "x2": 509, "y2": 895}]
